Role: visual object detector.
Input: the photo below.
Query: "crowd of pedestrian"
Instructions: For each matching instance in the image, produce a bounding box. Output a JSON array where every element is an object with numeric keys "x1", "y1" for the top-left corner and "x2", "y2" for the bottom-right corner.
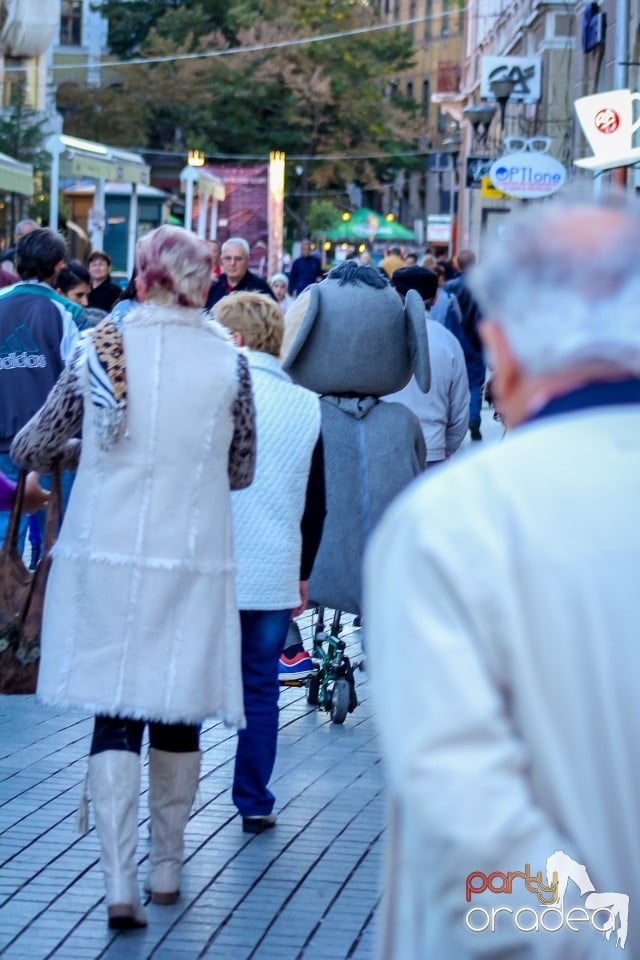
[{"x1": 1, "y1": 190, "x2": 638, "y2": 957}]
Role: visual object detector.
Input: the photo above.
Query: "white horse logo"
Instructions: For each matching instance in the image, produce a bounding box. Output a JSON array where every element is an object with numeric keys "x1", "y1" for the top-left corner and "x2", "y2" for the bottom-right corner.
[{"x1": 546, "y1": 850, "x2": 629, "y2": 949}]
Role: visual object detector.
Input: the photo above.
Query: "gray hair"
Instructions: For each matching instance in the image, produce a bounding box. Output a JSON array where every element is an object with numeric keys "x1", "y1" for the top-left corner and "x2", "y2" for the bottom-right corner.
[
  {"x1": 468, "y1": 190, "x2": 640, "y2": 375},
  {"x1": 221, "y1": 237, "x2": 250, "y2": 257},
  {"x1": 328, "y1": 260, "x2": 388, "y2": 288},
  {"x1": 14, "y1": 218, "x2": 38, "y2": 242}
]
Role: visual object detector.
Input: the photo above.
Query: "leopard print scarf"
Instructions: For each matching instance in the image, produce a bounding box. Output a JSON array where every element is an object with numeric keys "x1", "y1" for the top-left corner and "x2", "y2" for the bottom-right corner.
[{"x1": 87, "y1": 318, "x2": 127, "y2": 451}]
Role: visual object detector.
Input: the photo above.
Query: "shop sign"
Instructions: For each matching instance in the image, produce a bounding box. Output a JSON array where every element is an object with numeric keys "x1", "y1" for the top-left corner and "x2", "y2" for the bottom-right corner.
[
  {"x1": 489, "y1": 152, "x2": 566, "y2": 198},
  {"x1": 466, "y1": 156, "x2": 496, "y2": 189},
  {"x1": 426, "y1": 214, "x2": 452, "y2": 243},
  {"x1": 481, "y1": 177, "x2": 510, "y2": 200},
  {"x1": 480, "y1": 56, "x2": 542, "y2": 103}
]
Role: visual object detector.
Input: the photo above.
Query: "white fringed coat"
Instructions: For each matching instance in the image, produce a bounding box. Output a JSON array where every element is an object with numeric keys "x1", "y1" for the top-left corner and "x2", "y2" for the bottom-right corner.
[{"x1": 13, "y1": 304, "x2": 255, "y2": 728}]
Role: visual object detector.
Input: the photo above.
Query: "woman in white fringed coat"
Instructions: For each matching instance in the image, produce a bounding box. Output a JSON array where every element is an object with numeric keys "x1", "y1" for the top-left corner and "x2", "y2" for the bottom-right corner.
[{"x1": 11, "y1": 226, "x2": 256, "y2": 930}]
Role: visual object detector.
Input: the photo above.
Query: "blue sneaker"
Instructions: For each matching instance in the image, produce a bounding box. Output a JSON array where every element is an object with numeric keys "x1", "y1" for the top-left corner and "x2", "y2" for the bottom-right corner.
[{"x1": 279, "y1": 650, "x2": 314, "y2": 680}]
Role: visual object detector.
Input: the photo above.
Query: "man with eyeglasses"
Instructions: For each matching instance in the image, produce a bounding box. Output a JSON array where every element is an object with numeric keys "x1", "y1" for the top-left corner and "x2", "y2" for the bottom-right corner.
[{"x1": 205, "y1": 237, "x2": 275, "y2": 310}]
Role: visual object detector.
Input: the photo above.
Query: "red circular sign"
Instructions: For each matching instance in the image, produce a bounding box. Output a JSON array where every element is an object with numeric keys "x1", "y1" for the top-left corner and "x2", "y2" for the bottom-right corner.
[{"x1": 594, "y1": 108, "x2": 620, "y2": 134}]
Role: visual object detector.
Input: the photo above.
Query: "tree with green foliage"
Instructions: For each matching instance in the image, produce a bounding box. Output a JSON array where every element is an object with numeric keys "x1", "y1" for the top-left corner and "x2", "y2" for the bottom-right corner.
[
  {"x1": 305, "y1": 198, "x2": 342, "y2": 266},
  {"x1": 58, "y1": 0, "x2": 420, "y2": 233},
  {"x1": 94, "y1": 0, "x2": 245, "y2": 57},
  {"x1": 0, "y1": 80, "x2": 51, "y2": 234}
]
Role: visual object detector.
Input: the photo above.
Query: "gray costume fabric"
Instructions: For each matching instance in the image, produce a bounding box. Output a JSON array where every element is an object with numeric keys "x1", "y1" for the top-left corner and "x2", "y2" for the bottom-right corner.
[
  {"x1": 308, "y1": 396, "x2": 425, "y2": 614},
  {"x1": 283, "y1": 262, "x2": 430, "y2": 615}
]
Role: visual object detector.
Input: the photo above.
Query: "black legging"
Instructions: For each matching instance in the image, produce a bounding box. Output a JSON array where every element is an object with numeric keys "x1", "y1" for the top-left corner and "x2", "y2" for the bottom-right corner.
[{"x1": 90, "y1": 715, "x2": 200, "y2": 756}]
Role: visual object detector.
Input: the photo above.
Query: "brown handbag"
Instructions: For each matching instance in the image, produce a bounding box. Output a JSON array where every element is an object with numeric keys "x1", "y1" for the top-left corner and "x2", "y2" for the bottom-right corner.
[{"x1": 0, "y1": 467, "x2": 62, "y2": 694}]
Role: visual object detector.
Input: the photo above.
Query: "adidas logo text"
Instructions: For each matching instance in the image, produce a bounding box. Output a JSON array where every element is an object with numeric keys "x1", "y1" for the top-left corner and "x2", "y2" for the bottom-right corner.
[{"x1": 0, "y1": 351, "x2": 47, "y2": 370}]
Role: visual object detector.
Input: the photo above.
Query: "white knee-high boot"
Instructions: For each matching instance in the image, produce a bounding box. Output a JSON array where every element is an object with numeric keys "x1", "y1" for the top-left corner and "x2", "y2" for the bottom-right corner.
[
  {"x1": 88, "y1": 750, "x2": 148, "y2": 929},
  {"x1": 146, "y1": 749, "x2": 201, "y2": 904}
]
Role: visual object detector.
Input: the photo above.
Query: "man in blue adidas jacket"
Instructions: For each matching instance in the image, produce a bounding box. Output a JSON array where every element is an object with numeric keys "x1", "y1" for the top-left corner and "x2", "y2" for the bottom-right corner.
[{"x1": 0, "y1": 228, "x2": 79, "y2": 542}]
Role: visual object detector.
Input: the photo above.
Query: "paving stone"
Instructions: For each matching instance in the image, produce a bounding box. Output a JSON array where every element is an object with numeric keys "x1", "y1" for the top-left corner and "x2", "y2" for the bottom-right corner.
[{"x1": 0, "y1": 620, "x2": 382, "y2": 960}]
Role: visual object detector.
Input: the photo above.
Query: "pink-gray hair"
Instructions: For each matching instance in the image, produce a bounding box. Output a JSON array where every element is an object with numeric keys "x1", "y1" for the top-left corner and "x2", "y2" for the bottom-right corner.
[{"x1": 136, "y1": 226, "x2": 212, "y2": 308}]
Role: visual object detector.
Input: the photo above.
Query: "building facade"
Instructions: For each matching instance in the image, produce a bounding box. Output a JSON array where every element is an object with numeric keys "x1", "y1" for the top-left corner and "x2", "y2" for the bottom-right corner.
[
  {"x1": 380, "y1": 0, "x2": 466, "y2": 250},
  {"x1": 452, "y1": 0, "x2": 640, "y2": 253},
  {"x1": 49, "y1": 0, "x2": 109, "y2": 94}
]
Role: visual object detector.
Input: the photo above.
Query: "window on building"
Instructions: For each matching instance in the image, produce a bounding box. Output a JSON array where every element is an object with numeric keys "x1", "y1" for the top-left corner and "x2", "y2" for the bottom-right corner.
[
  {"x1": 437, "y1": 61, "x2": 461, "y2": 93},
  {"x1": 441, "y1": 0, "x2": 450, "y2": 36},
  {"x1": 2, "y1": 59, "x2": 36, "y2": 109},
  {"x1": 422, "y1": 78, "x2": 430, "y2": 118},
  {"x1": 60, "y1": 0, "x2": 83, "y2": 46},
  {"x1": 407, "y1": 79, "x2": 414, "y2": 100},
  {"x1": 424, "y1": 0, "x2": 432, "y2": 39}
]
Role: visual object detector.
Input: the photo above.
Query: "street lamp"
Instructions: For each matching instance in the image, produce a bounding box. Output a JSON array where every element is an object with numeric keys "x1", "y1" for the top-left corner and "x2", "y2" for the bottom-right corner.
[
  {"x1": 442, "y1": 132, "x2": 462, "y2": 259},
  {"x1": 462, "y1": 102, "x2": 497, "y2": 149},
  {"x1": 489, "y1": 77, "x2": 517, "y2": 136}
]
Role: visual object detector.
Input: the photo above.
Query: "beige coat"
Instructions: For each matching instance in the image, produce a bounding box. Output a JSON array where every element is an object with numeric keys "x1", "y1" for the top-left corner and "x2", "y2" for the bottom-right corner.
[
  {"x1": 15, "y1": 304, "x2": 254, "y2": 727},
  {"x1": 365, "y1": 406, "x2": 640, "y2": 959}
]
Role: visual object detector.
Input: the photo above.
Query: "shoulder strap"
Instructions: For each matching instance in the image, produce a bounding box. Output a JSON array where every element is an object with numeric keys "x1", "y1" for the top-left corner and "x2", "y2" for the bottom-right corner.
[{"x1": 1, "y1": 471, "x2": 26, "y2": 556}]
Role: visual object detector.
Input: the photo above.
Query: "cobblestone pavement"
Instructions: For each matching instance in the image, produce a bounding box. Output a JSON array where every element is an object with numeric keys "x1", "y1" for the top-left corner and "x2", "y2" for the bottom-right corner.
[{"x1": 0, "y1": 614, "x2": 380, "y2": 960}]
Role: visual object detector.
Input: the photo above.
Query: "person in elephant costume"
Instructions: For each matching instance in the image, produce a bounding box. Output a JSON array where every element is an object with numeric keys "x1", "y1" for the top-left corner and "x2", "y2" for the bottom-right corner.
[{"x1": 280, "y1": 259, "x2": 430, "y2": 627}]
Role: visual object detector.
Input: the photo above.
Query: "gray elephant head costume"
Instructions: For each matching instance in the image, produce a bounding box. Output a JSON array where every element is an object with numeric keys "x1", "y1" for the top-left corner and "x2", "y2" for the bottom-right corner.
[{"x1": 282, "y1": 260, "x2": 430, "y2": 615}]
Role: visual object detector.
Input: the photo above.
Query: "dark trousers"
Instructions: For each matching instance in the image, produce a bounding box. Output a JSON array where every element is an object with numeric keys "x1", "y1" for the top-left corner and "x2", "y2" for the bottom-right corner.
[
  {"x1": 90, "y1": 715, "x2": 200, "y2": 756},
  {"x1": 232, "y1": 608, "x2": 291, "y2": 817}
]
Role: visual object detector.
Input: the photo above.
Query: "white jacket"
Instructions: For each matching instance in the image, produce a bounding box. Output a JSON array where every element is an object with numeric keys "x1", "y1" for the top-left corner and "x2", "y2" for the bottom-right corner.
[
  {"x1": 365, "y1": 405, "x2": 640, "y2": 959},
  {"x1": 33, "y1": 305, "x2": 251, "y2": 727},
  {"x1": 385, "y1": 316, "x2": 469, "y2": 462},
  {"x1": 232, "y1": 351, "x2": 320, "y2": 609}
]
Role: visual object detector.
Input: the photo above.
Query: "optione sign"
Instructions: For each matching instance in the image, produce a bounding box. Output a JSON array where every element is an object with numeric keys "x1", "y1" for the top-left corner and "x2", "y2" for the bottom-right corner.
[{"x1": 489, "y1": 152, "x2": 566, "y2": 198}]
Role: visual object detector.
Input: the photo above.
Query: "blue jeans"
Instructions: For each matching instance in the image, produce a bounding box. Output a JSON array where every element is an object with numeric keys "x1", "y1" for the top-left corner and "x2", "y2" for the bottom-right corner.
[
  {"x1": 0, "y1": 453, "x2": 28, "y2": 551},
  {"x1": 469, "y1": 382, "x2": 484, "y2": 430},
  {"x1": 232, "y1": 608, "x2": 292, "y2": 817},
  {"x1": 0, "y1": 453, "x2": 74, "y2": 563}
]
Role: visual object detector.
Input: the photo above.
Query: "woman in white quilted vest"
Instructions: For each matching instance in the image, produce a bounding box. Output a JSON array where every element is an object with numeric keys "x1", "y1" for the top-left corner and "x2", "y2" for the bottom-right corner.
[
  {"x1": 11, "y1": 226, "x2": 256, "y2": 930},
  {"x1": 214, "y1": 293, "x2": 325, "y2": 835}
]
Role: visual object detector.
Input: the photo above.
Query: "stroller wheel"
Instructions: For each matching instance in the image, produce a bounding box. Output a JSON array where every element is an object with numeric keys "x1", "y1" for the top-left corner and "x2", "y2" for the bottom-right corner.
[
  {"x1": 307, "y1": 672, "x2": 321, "y2": 706},
  {"x1": 330, "y1": 678, "x2": 350, "y2": 724}
]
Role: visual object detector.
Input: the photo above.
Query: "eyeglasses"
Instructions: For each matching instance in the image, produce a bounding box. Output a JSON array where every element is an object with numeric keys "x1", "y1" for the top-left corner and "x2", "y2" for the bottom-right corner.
[
  {"x1": 503, "y1": 136, "x2": 552, "y2": 154},
  {"x1": 222, "y1": 255, "x2": 247, "y2": 263}
]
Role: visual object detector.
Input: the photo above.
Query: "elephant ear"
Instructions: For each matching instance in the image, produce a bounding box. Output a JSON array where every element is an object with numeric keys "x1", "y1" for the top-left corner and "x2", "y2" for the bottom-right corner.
[
  {"x1": 280, "y1": 285, "x2": 320, "y2": 368},
  {"x1": 404, "y1": 288, "x2": 431, "y2": 392}
]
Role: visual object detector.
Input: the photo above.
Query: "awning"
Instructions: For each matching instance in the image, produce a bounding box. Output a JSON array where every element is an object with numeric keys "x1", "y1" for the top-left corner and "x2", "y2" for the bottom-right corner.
[
  {"x1": 326, "y1": 207, "x2": 416, "y2": 242},
  {"x1": 53, "y1": 135, "x2": 150, "y2": 186},
  {"x1": 0, "y1": 151, "x2": 34, "y2": 196},
  {"x1": 179, "y1": 166, "x2": 225, "y2": 201},
  {"x1": 196, "y1": 169, "x2": 225, "y2": 201}
]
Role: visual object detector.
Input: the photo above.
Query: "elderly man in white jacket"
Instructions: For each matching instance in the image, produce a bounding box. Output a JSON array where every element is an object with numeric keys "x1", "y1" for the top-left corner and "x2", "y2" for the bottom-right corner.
[{"x1": 365, "y1": 193, "x2": 640, "y2": 959}]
